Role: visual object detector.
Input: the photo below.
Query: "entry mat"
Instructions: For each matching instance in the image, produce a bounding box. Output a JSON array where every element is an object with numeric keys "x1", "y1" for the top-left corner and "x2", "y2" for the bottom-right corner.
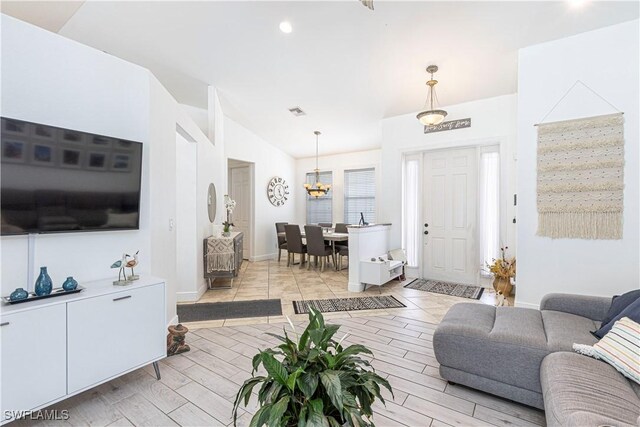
[
  {"x1": 293, "y1": 295, "x2": 406, "y2": 314},
  {"x1": 177, "y1": 299, "x2": 282, "y2": 322},
  {"x1": 404, "y1": 279, "x2": 484, "y2": 300}
]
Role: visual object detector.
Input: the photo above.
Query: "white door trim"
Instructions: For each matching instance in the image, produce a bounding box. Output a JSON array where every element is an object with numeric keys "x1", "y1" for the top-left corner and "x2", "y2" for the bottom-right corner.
[{"x1": 401, "y1": 136, "x2": 507, "y2": 280}]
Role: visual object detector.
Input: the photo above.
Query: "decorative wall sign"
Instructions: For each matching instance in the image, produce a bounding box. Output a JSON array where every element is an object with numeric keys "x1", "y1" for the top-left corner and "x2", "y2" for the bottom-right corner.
[
  {"x1": 424, "y1": 118, "x2": 471, "y2": 134},
  {"x1": 267, "y1": 176, "x2": 289, "y2": 207},
  {"x1": 536, "y1": 113, "x2": 624, "y2": 240}
]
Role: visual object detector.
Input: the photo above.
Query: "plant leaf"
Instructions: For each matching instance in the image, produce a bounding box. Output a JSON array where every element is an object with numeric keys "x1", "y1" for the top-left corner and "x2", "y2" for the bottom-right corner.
[
  {"x1": 267, "y1": 395, "x2": 290, "y2": 427},
  {"x1": 249, "y1": 404, "x2": 271, "y2": 427},
  {"x1": 286, "y1": 367, "x2": 305, "y2": 392},
  {"x1": 233, "y1": 376, "x2": 265, "y2": 425},
  {"x1": 261, "y1": 352, "x2": 289, "y2": 386},
  {"x1": 297, "y1": 371, "x2": 319, "y2": 398},
  {"x1": 319, "y1": 370, "x2": 343, "y2": 413}
]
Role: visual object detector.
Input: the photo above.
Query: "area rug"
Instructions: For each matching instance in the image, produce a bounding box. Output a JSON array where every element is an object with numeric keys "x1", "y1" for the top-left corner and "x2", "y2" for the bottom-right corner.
[
  {"x1": 177, "y1": 299, "x2": 282, "y2": 322},
  {"x1": 404, "y1": 279, "x2": 484, "y2": 300},
  {"x1": 293, "y1": 296, "x2": 406, "y2": 314}
]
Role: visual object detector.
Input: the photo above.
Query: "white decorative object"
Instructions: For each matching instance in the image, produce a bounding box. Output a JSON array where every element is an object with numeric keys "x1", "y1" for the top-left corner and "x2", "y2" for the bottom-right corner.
[
  {"x1": 0, "y1": 277, "x2": 166, "y2": 423},
  {"x1": 536, "y1": 113, "x2": 624, "y2": 239},
  {"x1": 347, "y1": 224, "x2": 392, "y2": 292}
]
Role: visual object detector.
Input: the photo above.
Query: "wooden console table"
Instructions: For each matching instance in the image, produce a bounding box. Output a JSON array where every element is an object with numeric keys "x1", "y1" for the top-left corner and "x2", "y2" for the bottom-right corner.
[{"x1": 203, "y1": 232, "x2": 243, "y2": 289}]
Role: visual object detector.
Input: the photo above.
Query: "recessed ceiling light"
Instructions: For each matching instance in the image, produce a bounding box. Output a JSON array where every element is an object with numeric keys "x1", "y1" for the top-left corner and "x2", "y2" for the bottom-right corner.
[
  {"x1": 279, "y1": 21, "x2": 293, "y2": 34},
  {"x1": 568, "y1": 0, "x2": 588, "y2": 8}
]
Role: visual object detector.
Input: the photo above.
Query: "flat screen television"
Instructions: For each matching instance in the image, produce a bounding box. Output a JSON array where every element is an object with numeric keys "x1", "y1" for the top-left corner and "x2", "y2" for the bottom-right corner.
[{"x1": 1, "y1": 117, "x2": 143, "y2": 235}]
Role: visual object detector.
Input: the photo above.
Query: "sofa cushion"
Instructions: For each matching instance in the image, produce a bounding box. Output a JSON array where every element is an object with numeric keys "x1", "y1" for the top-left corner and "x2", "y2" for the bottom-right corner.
[
  {"x1": 594, "y1": 297, "x2": 640, "y2": 339},
  {"x1": 541, "y1": 310, "x2": 599, "y2": 351},
  {"x1": 600, "y1": 289, "x2": 640, "y2": 326},
  {"x1": 541, "y1": 352, "x2": 640, "y2": 427}
]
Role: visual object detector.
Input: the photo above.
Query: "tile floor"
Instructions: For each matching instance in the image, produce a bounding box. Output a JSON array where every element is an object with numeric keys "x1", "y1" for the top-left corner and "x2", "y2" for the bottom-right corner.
[
  {"x1": 185, "y1": 258, "x2": 508, "y2": 329},
  {"x1": 12, "y1": 259, "x2": 530, "y2": 427}
]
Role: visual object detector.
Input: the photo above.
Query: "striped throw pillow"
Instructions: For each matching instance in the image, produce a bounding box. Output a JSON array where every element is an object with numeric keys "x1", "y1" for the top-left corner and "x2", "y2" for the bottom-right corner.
[{"x1": 593, "y1": 317, "x2": 640, "y2": 384}]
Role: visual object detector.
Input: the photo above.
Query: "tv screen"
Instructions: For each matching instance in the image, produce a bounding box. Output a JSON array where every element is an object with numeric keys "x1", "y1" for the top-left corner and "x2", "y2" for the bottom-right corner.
[{"x1": 1, "y1": 117, "x2": 143, "y2": 235}]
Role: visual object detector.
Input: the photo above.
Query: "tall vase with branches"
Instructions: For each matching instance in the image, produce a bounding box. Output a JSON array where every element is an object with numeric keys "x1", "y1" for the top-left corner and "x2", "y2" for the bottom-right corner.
[{"x1": 223, "y1": 194, "x2": 236, "y2": 236}]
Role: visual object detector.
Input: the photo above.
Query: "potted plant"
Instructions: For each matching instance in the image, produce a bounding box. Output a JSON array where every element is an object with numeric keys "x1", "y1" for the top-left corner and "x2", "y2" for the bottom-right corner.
[
  {"x1": 223, "y1": 194, "x2": 236, "y2": 237},
  {"x1": 232, "y1": 309, "x2": 393, "y2": 427},
  {"x1": 486, "y1": 246, "x2": 516, "y2": 296}
]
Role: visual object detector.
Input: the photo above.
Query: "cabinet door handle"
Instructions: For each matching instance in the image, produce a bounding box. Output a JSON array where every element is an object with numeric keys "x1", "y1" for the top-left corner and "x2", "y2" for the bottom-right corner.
[
  {"x1": 0, "y1": 322, "x2": 9, "y2": 327},
  {"x1": 113, "y1": 295, "x2": 132, "y2": 302}
]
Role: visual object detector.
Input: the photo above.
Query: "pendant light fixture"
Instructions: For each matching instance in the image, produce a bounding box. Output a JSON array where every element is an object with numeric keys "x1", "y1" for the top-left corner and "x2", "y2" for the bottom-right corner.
[
  {"x1": 303, "y1": 131, "x2": 331, "y2": 198},
  {"x1": 416, "y1": 65, "x2": 448, "y2": 126}
]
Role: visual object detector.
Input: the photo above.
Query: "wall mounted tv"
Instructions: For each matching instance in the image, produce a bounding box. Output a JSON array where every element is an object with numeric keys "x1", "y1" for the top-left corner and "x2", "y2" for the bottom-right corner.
[{"x1": 1, "y1": 117, "x2": 143, "y2": 236}]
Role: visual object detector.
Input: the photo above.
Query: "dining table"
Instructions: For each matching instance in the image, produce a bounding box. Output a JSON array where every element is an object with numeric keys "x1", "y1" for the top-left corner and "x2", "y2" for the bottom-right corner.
[{"x1": 277, "y1": 229, "x2": 348, "y2": 271}]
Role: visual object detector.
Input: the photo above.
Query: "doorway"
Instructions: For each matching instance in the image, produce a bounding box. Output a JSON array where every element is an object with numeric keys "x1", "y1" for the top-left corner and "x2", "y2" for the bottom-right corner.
[
  {"x1": 423, "y1": 147, "x2": 478, "y2": 284},
  {"x1": 228, "y1": 159, "x2": 253, "y2": 260}
]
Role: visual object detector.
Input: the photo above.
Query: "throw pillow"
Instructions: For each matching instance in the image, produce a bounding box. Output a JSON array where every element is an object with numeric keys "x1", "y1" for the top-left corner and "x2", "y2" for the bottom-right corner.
[
  {"x1": 574, "y1": 317, "x2": 640, "y2": 385},
  {"x1": 594, "y1": 297, "x2": 640, "y2": 339},
  {"x1": 600, "y1": 289, "x2": 640, "y2": 326}
]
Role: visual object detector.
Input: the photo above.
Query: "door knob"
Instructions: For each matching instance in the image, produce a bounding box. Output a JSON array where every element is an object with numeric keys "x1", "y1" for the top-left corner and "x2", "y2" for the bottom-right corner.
[
  {"x1": 424, "y1": 223, "x2": 429, "y2": 228},
  {"x1": 424, "y1": 231, "x2": 429, "y2": 235}
]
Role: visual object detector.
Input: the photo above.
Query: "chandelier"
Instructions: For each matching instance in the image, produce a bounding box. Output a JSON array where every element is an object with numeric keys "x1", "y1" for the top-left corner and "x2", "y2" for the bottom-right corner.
[
  {"x1": 416, "y1": 65, "x2": 448, "y2": 126},
  {"x1": 303, "y1": 131, "x2": 331, "y2": 198}
]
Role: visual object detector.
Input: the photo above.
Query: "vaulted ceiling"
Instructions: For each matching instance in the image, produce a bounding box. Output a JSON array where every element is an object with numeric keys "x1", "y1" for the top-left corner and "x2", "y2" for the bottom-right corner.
[{"x1": 2, "y1": 1, "x2": 637, "y2": 157}]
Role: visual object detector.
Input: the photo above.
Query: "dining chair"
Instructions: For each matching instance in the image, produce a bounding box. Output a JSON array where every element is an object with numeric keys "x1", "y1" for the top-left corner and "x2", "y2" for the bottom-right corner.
[
  {"x1": 334, "y1": 223, "x2": 348, "y2": 233},
  {"x1": 337, "y1": 245, "x2": 349, "y2": 270},
  {"x1": 304, "y1": 225, "x2": 335, "y2": 272},
  {"x1": 334, "y1": 223, "x2": 349, "y2": 269},
  {"x1": 284, "y1": 225, "x2": 307, "y2": 268},
  {"x1": 275, "y1": 222, "x2": 288, "y2": 262},
  {"x1": 318, "y1": 222, "x2": 333, "y2": 228}
]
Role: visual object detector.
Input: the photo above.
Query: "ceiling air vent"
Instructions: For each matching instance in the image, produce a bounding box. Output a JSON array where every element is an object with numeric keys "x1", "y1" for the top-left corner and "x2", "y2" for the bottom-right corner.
[{"x1": 288, "y1": 107, "x2": 306, "y2": 117}]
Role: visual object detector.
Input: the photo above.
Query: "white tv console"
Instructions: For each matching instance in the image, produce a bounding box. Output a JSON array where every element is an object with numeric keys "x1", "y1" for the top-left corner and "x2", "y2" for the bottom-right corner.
[{"x1": 0, "y1": 276, "x2": 166, "y2": 424}]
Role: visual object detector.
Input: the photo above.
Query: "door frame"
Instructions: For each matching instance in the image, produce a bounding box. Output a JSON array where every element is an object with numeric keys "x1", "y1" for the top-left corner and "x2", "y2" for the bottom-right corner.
[
  {"x1": 227, "y1": 159, "x2": 255, "y2": 260},
  {"x1": 401, "y1": 136, "x2": 508, "y2": 281}
]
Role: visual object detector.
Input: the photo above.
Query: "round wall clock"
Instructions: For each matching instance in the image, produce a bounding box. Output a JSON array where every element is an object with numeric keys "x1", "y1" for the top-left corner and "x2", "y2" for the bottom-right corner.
[{"x1": 267, "y1": 177, "x2": 290, "y2": 207}]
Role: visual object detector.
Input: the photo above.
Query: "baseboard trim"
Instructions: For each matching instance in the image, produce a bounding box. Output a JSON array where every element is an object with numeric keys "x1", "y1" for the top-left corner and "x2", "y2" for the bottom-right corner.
[
  {"x1": 167, "y1": 314, "x2": 179, "y2": 327},
  {"x1": 250, "y1": 252, "x2": 277, "y2": 262},
  {"x1": 514, "y1": 301, "x2": 540, "y2": 310}
]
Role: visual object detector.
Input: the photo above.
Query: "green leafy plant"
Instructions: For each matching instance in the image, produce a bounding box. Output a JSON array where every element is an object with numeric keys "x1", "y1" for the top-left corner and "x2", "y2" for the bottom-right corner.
[{"x1": 232, "y1": 309, "x2": 393, "y2": 427}]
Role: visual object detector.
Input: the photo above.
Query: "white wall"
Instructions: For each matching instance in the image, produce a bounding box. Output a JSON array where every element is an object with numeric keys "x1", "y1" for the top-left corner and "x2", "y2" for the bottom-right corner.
[
  {"x1": 224, "y1": 117, "x2": 296, "y2": 261},
  {"x1": 516, "y1": 20, "x2": 639, "y2": 308},
  {"x1": 295, "y1": 149, "x2": 381, "y2": 225},
  {"x1": 380, "y1": 94, "x2": 518, "y2": 261},
  {"x1": 0, "y1": 15, "x2": 227, "y2": 322},
  {"x1": 1, "y1": 14, "x2": 152, "y2": 296}
]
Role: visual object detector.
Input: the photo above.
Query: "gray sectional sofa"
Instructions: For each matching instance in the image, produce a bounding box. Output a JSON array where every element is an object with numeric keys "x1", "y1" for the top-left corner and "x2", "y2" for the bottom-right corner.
[{"x1": 433, "y1": 293, "x2": 640, "y2": 426}]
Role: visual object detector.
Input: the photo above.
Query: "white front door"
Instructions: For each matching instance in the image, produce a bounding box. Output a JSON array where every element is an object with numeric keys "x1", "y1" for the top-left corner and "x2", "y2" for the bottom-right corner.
[
  {"x1": 229, "y1": 166, "x2": 250, "y2": 259},
  {"x1": 423, "y1": 147, "x2": 478, "y2": 284}
]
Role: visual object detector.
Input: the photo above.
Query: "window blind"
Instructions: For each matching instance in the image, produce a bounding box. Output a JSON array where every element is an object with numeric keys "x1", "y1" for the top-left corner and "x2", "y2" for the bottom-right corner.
[
  {"x1": 344, "y1": 168, "x2": 376, "y2": 225},
  {"x1": 306, "y1": 171, "x2": 333, "y2": 224}
]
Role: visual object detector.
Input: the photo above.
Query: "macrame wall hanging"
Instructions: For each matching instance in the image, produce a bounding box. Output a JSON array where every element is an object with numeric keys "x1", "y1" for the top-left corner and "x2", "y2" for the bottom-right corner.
[{"x1": 536, "y1": 81, "x2": 625, "y2": 240}]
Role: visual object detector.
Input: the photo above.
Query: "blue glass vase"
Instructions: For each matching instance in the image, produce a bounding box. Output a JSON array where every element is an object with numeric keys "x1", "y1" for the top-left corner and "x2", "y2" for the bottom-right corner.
[
  {"x1": 62, "y1": 276, "x2": 78, "y2": 291},
  {"x1": 34, "y1": 266, "x2": 53, "y2": 296},
  {"x1": 9, "y1": 288, "x2": 28, "y2": 301}
]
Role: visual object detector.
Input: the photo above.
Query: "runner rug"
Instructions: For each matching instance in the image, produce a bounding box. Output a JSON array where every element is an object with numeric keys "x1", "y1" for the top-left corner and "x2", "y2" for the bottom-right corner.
[
  {"x1": 293, "y1": 295, "x2": 406, "y2": 314},
  {"x1": 177, "y1": 299, "x2": 282, "y2": 322},
  {"x1": 404, "y1": 279, "x2": 484, "y2": 300}
]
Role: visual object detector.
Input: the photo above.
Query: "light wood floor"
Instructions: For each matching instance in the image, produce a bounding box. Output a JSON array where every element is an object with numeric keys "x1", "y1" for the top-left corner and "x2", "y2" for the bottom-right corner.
[{"x1": 13, "y1": 260, "x2": 533, "y2": 427}]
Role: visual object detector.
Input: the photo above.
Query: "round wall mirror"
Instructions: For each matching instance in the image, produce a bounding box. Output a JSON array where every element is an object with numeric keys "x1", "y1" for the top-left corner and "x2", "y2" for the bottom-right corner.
[{"x1": 207, "y1": 183, "x2": 217, "y2": 223}]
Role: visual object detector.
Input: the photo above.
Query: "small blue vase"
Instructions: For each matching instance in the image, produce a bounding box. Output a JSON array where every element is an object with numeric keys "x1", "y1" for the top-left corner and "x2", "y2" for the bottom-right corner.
[
  {"x1": 62, "y1": 276, "x2": 78, "y2": 291},
  {"x1": 34, "y1": 266, "x2": 53, "y2": 296},
  {"x1": 9, "y1": 288, "x2": 28, "y2": 301}
]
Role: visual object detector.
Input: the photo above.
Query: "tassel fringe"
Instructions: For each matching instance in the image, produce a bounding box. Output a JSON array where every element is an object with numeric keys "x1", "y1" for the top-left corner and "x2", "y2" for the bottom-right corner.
[{"x1": 537, "y1": 212, "x2": 622, "y2": 240}]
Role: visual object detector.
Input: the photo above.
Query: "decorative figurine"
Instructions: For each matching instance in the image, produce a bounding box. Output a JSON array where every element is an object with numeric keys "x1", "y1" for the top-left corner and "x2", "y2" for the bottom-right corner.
[
  {"x1": 62, "y1": 276, "x2": 78, "y2": 291},
  {"x1": 9, "y1": 287, "x2": 28, "y2": 301},
  {"x1": 111, "y1": 253, "x2": 130, "y2": 285},
  {"x1": 125, "y1": 251, "x2": 140, "y2": 280},
  {"x1": 34, "y1": 266, "x2": 53, "y2": 296},
  {"x1": 167, "y1": 324, "x2": 190, "y2": 356}
]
